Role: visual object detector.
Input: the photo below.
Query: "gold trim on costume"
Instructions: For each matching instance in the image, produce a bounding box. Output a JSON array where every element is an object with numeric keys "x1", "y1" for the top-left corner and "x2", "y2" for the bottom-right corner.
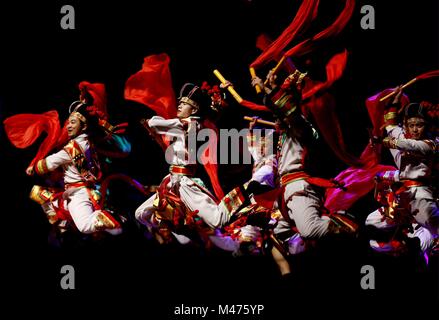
[
  {"x1": 35, "y1": 159, "x2": 49, "y2": 175},
  {"x1": 29, "y1": 185, "x2": 54, "y2": 205},
  {"x1": 384, "y1": 112, "x2": 397, "y2": 121},
  {"x1": 180, "y1": 97, "x2": 199, "y2": 110},
  {"x1": 70, "y1": 111, "x2": 87, "y2": 124}
]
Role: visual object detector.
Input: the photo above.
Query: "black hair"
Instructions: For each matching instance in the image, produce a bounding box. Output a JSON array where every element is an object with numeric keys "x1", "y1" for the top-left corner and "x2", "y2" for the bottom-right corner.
[
  {"x1": 72, "y1": 103, "x2": 101, "y2": 138},
  {"x1": 179, "y1": 83, "x2": 217, "y2": 120},
  {"x1": 404, "y1": 102, "x2": 428, "y2": 120}
]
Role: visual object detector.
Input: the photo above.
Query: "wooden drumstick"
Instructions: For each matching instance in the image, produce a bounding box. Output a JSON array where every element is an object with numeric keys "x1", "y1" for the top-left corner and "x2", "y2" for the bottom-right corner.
[
  {"x1": 243, "y1": 116, "x2": 276, "y2": 127},
  {"x1": 249, "y1": 67, "x2": 262, "y2": 94},
  {"x1": 213, "y1": 69, "x2": 243, "y2": 104},
  {"x1": 379, "y1": 77, "x2": 417, "y2": 102}
]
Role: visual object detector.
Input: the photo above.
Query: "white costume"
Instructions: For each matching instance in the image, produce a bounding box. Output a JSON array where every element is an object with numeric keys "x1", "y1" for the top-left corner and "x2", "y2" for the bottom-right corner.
[
  {"x1": 30, "y1": 133, "x2": 120, "y2": 234},
  {"x1": 135, "y1": 116, "x2": 247, "y2": 233},
  {"x1": 366, "y1": 125, "x2": 438, "y2": 253},
  {"x1": 273, "y1": 130, "x2": 331, "y2": 239}
]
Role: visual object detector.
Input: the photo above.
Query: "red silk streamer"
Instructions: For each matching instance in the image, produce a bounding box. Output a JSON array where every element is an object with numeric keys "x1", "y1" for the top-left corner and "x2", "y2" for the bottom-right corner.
[
  {"x1": 417, "y1": 69, "x2": 439, "y2": 80},
  {"x1": 302, "y1": 49, "x2": 348, "y2": 100},
  {"x1": 255, "y1": 33, "x2": 297, "y2": 74},
  {"x1": 243, "y1": 51, "x2": 356, "y2": 165},
  {"x1": 4, "y1": 110, "x2": 66, "y2": 169},
  {"x1": 304, "y1": 92, "x2": 361, "y2": 166},
  {"x1": 366, "y1": 69, "x2": 438, "y2": 138},
  {"x1": 324, "y1": 144, "x2": 396, "y2": 213},
  {"x1": 79, "y1": 81, "x2": 108, "y2": 119},
  {"x1": 124, "y1": 53, "x2": 177, "y2": 119},
  {"x1": 301, "y1": 51, "x2": 354, "y2": 166},
  {"x1": 200, "y1": 119, "x2": 225, "y2": 200},
  {"x1": 250, "y1": 0, "x2": 320, "y2": 69},
  {"x1": 284, "y1": 0, "x2": 355, "y2": 58},
  {"x1": 365, "y1": 89, "x2": 410, "y2": 138},
  {"x1": 240, "y1": 99, "x2": 271, "y2": 112}
]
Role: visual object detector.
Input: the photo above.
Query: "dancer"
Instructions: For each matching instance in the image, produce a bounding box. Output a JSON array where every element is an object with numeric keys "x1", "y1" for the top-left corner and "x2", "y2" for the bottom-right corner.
[
  {"x1": 135, "y1": 83, "x2": 252, "y2": 244},
  {"x1": 366, "y1": 87, "x2": 438, "y2": 255}
]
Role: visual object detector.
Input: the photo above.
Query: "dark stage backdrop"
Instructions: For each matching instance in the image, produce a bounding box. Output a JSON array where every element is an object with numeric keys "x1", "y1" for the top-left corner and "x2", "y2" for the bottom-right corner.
[{"x1": 1, "y1": 0, "x2": 438, "y2": 317}]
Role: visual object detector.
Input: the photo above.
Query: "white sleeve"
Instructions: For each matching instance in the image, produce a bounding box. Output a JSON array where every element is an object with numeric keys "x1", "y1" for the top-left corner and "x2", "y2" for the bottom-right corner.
[
  {"x1": 395, "y1": 139, "x2": 435, "y2": 155},
  {"x1": 386, "y1": 125, "x2": 403, "y2": 139},
  {"x1": 385, "y1": 126, "x2": 403, "y2": 166},
  {"x1": 44, "y1": 149, "x2": 72, "y2": 171},
  {"x1": 148, "y1": 116, "x2": 184, "y2": 137}
]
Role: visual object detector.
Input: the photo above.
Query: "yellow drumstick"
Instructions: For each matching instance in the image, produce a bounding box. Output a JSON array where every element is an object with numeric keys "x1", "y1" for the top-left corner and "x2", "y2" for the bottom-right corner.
[
  {"x1": 249, "y1": 67, "x2": 262, "y2": 94},
  {"x1": 213, "y1": 69, "x2": 243, "y2": 104},
  {"x1": 264, "y1": 56, "x2": 286, "y2": 85},
  {"x1": 379, "y1": 77, "x2": 418, "y2": 102},
  {"x1": 243, "y1": 116, "x2": 276, "y2": 127}
]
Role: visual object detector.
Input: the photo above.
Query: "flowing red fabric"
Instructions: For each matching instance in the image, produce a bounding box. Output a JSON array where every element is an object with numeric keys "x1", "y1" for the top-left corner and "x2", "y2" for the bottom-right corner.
[
  {"x1": 4, "y1": 110, "x2": 64, "y2": 168},
  {"x1": 243, "y1": 51, "x2": 356, "y2": 165},
  {"x1": 284, "y1": 0, "x2": 355, "y2": 58},
  {"x1": 255, "y1": 33, "x2": 274, "y2": 52},
  {"x1": 304, "y1": 92, "x2": 361, "y2": 166},
  {"x1": 365, "y1": 89, "x2": 410, "y2": 138},
  {"x1": 255, "y1": 33, "x2": 297, "y2": 74},
  {"x1": 324, "y1": 144, "x2": 396, "y2": 213},
  {"x1": 124, "y1": 53, "x2": 177, "y2": 119},
  {"x1": 124, "y1": 53, "x2": 224, "y2": 198},
  {"x1": 250, "y1": 0, "x2": 320, "y2": 69},
  {"x1": 254, "y1": 189, "x2": 281, "y2": 210},
  {"x1": 301, "y1": 51, "x2": 353, "y2": 166},
  {"x1": 417, "y1": 69, "x2": 439, "y2": 79},
  {"x1": 201, "y1": 119, "x2": 225, "y2": 200},
  {"x1": 79, "y1": 81, "x2": 108, "y2": 118},
  {"x1": 302, "y1": 49, "x2": 348, "y2": 100},
  {"x1": 240, "y1": 99, "x2": 271, "y2": 112}
]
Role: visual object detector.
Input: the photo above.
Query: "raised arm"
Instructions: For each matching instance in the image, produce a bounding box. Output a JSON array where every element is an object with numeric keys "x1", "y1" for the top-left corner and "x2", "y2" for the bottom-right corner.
[
  {"x1": 28, "y1": 148, "x2": 71, "y2": 176},
  {"x1": 147, "y1": 116, "x2": 184, "y2": 137}
]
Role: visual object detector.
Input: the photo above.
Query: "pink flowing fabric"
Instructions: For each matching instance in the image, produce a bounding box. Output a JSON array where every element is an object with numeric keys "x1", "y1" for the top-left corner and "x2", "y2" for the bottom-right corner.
[
  {"x1": 324, "y1": 144, "x2": 396, "y2": 213},
  {"x1": 124, "y1": 53, "x2": 177, "y2": 119}
]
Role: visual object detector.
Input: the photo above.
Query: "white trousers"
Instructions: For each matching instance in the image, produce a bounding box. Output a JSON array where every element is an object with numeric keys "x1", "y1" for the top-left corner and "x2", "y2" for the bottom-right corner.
[
  {"x1": 135, "y1": 174, "x2": 233, "y2": 230},
  {"x1": 274, "y1": 180, "x2": 330, "y2": 239},
  {"x1": 43, "y1": 188, "x2": 101, "y2": 234}
]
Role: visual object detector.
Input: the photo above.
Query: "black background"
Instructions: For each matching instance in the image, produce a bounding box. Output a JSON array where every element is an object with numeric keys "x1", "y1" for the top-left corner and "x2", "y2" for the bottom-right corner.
[{"x1": 1, "y1": 0, "x2": 438, "y2": 317}]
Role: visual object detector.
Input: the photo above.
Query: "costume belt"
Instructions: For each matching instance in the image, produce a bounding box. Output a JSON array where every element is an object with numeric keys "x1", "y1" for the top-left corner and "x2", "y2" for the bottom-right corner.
[
  {"x1": 280, "y1": 171, "x2": 309, "y2": 187},
  {"x1": 65, "y1": 181, "x2": 93, "y2": 190},
  {"x1": 395, "y1": 179, "x2": 425, "y2": 195},
  {"x1": 169, "y1": 165, "x2": 196, "y2": 176},
  {"x1": 400, "y1": 180, "x2": 424, "y2": 188}
]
